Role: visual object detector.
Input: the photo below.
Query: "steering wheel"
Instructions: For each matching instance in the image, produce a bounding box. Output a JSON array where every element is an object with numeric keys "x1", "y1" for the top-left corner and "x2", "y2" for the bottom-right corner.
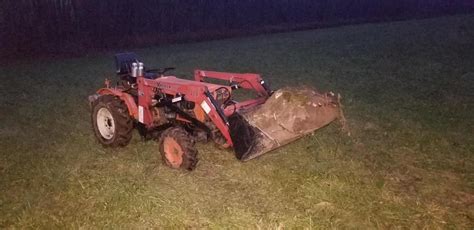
[{"x1": 146, "y1": 67, "x2": 175, "y2": 76}]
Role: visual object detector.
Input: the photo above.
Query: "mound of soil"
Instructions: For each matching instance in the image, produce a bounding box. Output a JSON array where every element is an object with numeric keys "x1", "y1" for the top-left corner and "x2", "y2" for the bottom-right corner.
[{"x1": 242, "y1": 86, "x2": 342, "y2": 152}]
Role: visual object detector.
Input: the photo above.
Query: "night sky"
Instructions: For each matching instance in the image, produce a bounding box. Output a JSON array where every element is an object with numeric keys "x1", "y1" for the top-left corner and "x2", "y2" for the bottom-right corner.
[{"x1": 1, "y1": 0, "x2": 472, "y2": 59}]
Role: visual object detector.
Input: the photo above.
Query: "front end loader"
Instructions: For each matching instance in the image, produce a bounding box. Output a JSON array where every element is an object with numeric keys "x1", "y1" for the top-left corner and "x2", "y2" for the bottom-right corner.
[{"x1": 89, "y1": 52, "x2": 342, "y2": 170}]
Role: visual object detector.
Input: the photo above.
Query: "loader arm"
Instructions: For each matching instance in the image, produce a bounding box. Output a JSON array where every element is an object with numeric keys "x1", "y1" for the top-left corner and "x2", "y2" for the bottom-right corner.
[
  {"x1": 194, "y1": 70, "x2": 270, "y2": 95},
  {"x1": 194, "y1": 70, "x2": 272, "y2": 115}
]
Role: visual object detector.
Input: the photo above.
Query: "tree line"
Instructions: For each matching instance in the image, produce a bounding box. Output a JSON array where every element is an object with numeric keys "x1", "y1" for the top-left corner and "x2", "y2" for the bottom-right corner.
[{"x1": 0, "y1": 0, "x2": 471, "y2": 58}]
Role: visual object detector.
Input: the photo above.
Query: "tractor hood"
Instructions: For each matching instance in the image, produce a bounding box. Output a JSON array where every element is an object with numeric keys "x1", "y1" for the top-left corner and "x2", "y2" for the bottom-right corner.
[{"x1": 157, "y1": 76, "x2": 232, "y2": 94}]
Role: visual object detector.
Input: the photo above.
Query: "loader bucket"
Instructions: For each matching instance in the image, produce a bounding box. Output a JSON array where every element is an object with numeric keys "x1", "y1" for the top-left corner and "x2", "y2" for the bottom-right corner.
[{"x1": 229, "y1": 87, "x2": 343, "y2": 161}]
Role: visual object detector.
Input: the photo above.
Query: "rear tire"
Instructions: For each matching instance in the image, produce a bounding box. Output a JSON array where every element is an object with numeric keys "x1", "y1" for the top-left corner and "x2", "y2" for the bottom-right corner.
[
  {"x1": 92, "y1": 95, "x2": 133, "y2": 147},
  {"x1": 159, "y1": 127, "x2": 198, "y2": 170}
]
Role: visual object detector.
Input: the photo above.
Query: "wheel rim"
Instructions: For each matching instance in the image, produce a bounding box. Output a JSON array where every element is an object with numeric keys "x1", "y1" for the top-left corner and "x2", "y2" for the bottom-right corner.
[
  {"x1": 96, "y1": 107, "x2": 115, "y2": 140},
  {"x1": 163, "y1": 137, "x2": 183, "y2": 168}
]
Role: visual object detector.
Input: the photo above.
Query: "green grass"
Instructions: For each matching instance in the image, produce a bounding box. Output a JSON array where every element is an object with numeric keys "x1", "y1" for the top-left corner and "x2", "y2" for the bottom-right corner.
[{"x1": 1, "y1": 15, "x2": 473, "y2": 228}]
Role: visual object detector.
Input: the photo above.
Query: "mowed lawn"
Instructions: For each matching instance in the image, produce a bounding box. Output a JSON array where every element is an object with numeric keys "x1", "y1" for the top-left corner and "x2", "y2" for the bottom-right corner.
[{"x1": 1, "y1": 15, "x2": 473, "y2": 228}]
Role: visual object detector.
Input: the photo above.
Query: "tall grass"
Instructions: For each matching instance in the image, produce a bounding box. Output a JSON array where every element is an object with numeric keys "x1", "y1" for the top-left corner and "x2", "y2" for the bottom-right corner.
[{"x1": 0, "y1": 14, "x2": 473, "y2": 228}]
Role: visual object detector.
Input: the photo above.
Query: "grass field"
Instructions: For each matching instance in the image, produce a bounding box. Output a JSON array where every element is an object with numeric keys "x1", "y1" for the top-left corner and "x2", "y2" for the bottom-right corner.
[{"x1": 1, "y1": 15, "x2": 473, "y2": 228}]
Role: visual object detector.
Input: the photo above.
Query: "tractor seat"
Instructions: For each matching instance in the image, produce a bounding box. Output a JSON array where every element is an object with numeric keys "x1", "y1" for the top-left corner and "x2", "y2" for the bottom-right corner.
[
  {"x1": 144, "y1": 73, "x2": 158, "y2": 79},
  {"x1": 115, "y1": 52, "x2": 140, "y2": 76}
]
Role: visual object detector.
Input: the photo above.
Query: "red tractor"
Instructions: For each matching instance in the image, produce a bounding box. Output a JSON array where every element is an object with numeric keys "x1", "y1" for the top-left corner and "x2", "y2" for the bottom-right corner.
[{"x1": 89, "y1": 53, "x2": 341, "y2": 170}]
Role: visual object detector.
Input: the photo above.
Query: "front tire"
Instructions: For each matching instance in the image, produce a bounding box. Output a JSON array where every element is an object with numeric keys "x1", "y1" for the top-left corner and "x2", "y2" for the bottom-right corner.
[
  {"x1": 159, "y1": 127, "x2": 198, "y2": 170},
  {"x1": 92, "y1": 95, "x2": 133, "y2": 147}
]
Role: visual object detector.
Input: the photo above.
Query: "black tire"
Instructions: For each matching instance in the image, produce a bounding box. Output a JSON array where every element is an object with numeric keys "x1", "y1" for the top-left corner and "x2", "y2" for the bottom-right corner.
[
  {"x1": 91, "y1": 95, "x2": 133, "y2": 147},
  {"x1": 159, "y1": 127, "x2": 198, "y2": 170}
]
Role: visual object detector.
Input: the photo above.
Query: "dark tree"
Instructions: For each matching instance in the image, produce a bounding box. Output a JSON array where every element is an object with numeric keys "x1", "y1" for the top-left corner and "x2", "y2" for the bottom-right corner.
[{"x1": 0, "y1": 0, "x2": 471, "y2": 58}]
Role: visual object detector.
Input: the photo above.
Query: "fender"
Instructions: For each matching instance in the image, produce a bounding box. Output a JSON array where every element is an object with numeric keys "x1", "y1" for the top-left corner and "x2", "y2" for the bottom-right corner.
[{"x1": 96, "y1": 88, "x2": 139, "y2": 119}]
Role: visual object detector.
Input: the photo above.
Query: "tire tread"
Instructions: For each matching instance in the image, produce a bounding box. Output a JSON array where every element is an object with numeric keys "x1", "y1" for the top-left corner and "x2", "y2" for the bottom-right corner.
[
  {"x1": 159, "y1": 127, "x2": 198, "y2": 170},
  {"x1": 92, "y1": 95, "x2": 133, "y2": 147}
]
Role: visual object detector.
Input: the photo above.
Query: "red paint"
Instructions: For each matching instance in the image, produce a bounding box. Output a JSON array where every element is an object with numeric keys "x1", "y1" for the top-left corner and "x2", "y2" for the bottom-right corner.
[{"x1": 97, "y1": 69, "x2": 271, "y2": 147}]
